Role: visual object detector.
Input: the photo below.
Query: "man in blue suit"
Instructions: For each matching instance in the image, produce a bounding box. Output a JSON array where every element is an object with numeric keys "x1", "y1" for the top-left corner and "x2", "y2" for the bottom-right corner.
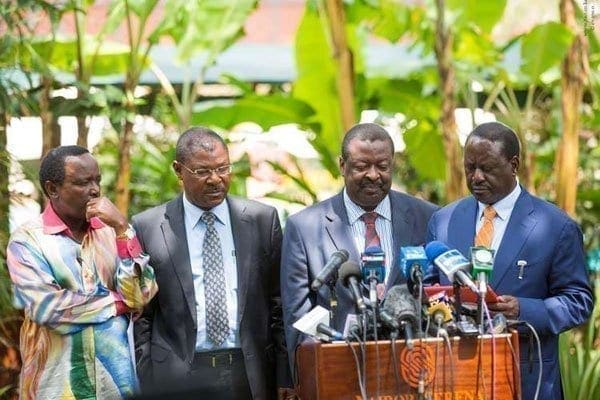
[
  {"x1": 281, "y1": 123, "x2": 438, "y2": 375},
  {"x1": 426, "y1": 121, "x2": 593, "y2": 399}
]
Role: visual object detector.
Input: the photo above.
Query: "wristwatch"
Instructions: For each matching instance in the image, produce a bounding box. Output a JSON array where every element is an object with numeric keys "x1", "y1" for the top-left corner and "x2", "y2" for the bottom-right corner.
[{"x1": 116, "y1": 224, "x2": 135, "y2": 240}]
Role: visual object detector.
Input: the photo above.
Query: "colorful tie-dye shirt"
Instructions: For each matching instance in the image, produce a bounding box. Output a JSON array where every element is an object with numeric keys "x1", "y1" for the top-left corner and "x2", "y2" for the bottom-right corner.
[{"x1": 6, "y1": 204, "x2": 158, "y2": 400}]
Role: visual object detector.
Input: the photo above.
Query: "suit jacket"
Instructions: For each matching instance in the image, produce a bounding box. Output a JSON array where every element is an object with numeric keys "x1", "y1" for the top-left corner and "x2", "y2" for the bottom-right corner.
[
  {"x1": 281, "y1": 190, "x2": 438, "y2": 374},
  {"x1": 426, "y1": 187, "x2": 593, "y2": 399},
  {"x1": 132, "y1": 195, "x2": 290, "y2": 400}
]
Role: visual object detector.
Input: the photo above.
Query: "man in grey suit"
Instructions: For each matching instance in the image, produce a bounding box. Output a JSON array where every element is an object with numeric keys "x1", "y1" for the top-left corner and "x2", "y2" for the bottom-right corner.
[
  {"x1": 132, "y1": 127, "x2": 293, "y2": 399},
  {"x1": 281, "y1": 123, "x2": 438, "y2": 374}
]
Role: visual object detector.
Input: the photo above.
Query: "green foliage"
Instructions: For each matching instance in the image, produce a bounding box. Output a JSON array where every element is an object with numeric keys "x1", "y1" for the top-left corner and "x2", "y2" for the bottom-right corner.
[
  {"x1": 560, "y1": 273, "x2": 600, "y2": 400},
  {"x1": 153, "y1": 0, "x2": 257, "y2": 63},
  {"x1": 446, "y1": 0, "x2": 507, "y2": 34},
  {"x1": 95, "y1": 130, "x2": 252, "y2": 217},
  {"x1": 192, "y1": 95, "x2": 316, "y2": 131},
  {"x1": 520, "y1": 22, "x2": 574, "y2": 84},
  {"x1": 293, "y1": 5, "x2": 345, "y2": 178},
  {"x1": 95, "y1": 132, "x2": 179, "y2": 216},
  {"x1": 365, "y1": 77, "x2": 445, "y2": 181}
]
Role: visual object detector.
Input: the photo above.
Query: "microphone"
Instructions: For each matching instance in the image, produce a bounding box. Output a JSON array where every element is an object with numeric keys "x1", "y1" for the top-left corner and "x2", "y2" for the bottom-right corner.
[
  {"x1": 361, "y1": 246, "x2": 386, "y2": 305},
  {"x1": 317, "y1": 323, "x2": 344, "y2": 340},
  {"x1": 470, "y1": 246, "x2": 495, "y2": 296},
  {"x1": 381, "y1": 285, "x2": 419, "y2": 346},
  {"x1": 338, "y1": 261, "x2": 367, "y2": 314},
  {"x1": 292, "y1": 305, "x2": 344, "y2": 341},
  {"x1": 399, "y1": 246, "x2": 428, "y2": 296},
  {"x1": 424, "y1": 241, "x2": 480, "y2": 295},
  {"x1": 311, "y1": 249, "x2": 350, "y2": 291},
  {"x1": 425, "y1": 291, "x2": 454, "y2": 337}
]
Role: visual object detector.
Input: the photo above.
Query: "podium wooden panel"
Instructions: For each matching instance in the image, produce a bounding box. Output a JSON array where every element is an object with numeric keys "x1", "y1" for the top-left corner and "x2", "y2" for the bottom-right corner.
[{"x1": 296, "y1": 332, "x2": 520, "y2": 400}]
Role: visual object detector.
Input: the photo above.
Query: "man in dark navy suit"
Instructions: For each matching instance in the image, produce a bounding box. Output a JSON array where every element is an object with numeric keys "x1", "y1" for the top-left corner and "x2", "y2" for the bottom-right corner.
[{"x1": 426, "y1": 121, "x2": 592, "y2": 399}]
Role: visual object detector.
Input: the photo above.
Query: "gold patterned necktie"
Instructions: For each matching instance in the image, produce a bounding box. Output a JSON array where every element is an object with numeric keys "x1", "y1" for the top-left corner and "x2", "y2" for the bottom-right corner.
[
  {"x1": 201, "y1": 211, "x2": 229, "y2": 345},
  {"x1": 475, "y1": 205, "x2": 497, "y2": 248}
]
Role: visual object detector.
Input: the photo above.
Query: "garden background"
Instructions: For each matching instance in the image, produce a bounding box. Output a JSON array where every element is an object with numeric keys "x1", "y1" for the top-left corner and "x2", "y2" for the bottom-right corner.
[{"x1": 1, "y1": 0, "x2": 599, "y2": 398}]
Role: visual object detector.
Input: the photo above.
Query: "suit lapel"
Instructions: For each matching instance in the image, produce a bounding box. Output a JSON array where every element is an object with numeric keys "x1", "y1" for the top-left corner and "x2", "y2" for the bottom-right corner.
[
  {"x1": 447, "y1": 197, "x2": 478, "y2": 255},
  {"x1": 162, "y1": 196, "x2": 197, "y2": 326},
  {"x1": 492, "y1": 190, "x2": 536, "y2": 287},
  {"x1": 387, "y1": 192, "x2": 411, "y2": 287},
  {"x1": 324, "y1": 193, "x2": 358, "y2": 261},
  {"x1": 228, "y1": 197, "x2": 251, "y2": 324}
]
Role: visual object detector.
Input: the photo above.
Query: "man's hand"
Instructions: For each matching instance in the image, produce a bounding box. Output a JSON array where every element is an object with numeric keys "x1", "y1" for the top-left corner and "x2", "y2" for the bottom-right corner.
[
  {"x1": 278, "y1": 387, "x2": 298, "y2": 400},
  {"x1": 86, "y1": 196, "x2": 128, "y2": 235},
  {"x1": 487, "y1": 295, "x2": 520, "y2": 319}
]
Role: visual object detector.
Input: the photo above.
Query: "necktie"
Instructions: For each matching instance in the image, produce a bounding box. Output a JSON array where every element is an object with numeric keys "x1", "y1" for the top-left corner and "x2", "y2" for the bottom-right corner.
[
  {"x1": 361, "y1": 212, "x2": 385, "y2": 299},
  {"x1": 361, "y1": 212, "x2": 381, "y2": 249},
  {"x1": 201, "y1": 211, "x2": 229, "y2": 346},
  {"x1": 475, "y1": 205, "x2": 497, "y2": 248}
]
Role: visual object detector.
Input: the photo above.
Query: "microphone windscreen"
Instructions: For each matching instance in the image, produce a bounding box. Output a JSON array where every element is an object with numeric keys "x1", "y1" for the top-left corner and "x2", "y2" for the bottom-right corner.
[
  {"x1": 425, "y1": 241, "x2": 450, "y2": 261},
  {"x1": 382, "y1": 285, "x2": 419, "y2": 325},
  {"x1": 338, "y1": 261, "x2": 361, "y2": 284}
]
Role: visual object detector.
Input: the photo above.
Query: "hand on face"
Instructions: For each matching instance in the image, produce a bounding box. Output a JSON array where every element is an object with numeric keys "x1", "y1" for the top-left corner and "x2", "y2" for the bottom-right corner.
[{"x1": 85, "y1": 196, "x2": 128, "y2": 234}]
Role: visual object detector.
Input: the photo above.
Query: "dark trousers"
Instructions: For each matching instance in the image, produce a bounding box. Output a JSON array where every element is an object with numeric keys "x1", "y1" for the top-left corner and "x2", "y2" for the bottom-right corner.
[
  {"x1": 187, "y1": 348, "x2": 252, "y2": 399},
  {"x1": 133, "y1": 348, "x2": 252, "y2": 400}
]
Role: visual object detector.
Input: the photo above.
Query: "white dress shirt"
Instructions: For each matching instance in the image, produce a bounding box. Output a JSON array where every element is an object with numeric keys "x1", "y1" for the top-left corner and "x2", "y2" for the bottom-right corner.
[{"x1": 182, "y1": 194, "x2": 239, "y2": 351}]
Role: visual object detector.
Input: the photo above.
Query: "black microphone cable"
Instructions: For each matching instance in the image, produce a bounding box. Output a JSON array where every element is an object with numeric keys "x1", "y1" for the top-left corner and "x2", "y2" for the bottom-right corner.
[
  {"x1": 370, "y1": 307, "x2": 381, "y2": 400},
  {"x1": 431, "y1": 327, "x2": 456, "y2": 400},
  {"x1": 346, "y1": 324, "x2": 367, "y2": 400},
  {"x1": 504, "y1": 332, "x2": 522, "y2": 400},
  {"x1": 478, "y1": 301, "x2": 497, "y2": 400},
  {"x1": 507, "y1": 319, "x2": 542, "y2": 400},
  {"x1": 389, "y1": 333, "x2": 403, "y2": 397},
  {"x1": 360, "y1": 312, "x2": 368, "y2": 397}
]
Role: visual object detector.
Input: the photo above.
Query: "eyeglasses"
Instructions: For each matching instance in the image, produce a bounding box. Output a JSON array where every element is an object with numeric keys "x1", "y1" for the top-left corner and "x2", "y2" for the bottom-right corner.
[{"x1": 178, "y1": 162, "x2": 232, "y2": 179}]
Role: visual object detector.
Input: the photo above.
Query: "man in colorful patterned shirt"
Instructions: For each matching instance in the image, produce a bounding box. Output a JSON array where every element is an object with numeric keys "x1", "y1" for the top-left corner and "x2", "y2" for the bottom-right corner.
[{"x1": 6, "y1": 145, "x2": 158, "y2": 400}]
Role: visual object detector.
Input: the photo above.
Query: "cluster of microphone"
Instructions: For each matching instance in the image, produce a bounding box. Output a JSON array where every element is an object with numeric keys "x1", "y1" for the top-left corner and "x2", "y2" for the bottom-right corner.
[{"x1": 296, "y1": 241, "x2": 505, "y2": 343}]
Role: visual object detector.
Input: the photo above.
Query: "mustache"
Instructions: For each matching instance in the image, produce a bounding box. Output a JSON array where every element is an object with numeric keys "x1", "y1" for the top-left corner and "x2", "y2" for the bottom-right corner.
[
  {"x1": 203, "y1": 185, "x2": 224, "y2": 192},
  {"x1": 360, "y1": 180, "x2": 383, "y2": 188}
]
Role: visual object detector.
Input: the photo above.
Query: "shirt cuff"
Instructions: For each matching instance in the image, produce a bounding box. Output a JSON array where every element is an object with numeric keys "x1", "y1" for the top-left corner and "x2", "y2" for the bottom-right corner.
[
  {"x1": 112, "y1": 291, "x2": 128, "y2": 316},
  {"x1": 116, "y1": 236, "x2": 143, "y2": 259}
]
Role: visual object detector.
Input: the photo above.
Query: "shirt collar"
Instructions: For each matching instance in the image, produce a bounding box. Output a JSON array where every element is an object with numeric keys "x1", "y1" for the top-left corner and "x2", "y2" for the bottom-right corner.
[
  {"x1": 182, "y1": 193, "x2": 229, "y2": 228},
  {"x1": 343, "y1": 189, "x2": 391, "y2": 225},
  {"x1": 41, "y1": 203, "x2": 105, "y2": 236},
  {"x1": 477, "y1": 183, "x2": 521, "y2": 221}
]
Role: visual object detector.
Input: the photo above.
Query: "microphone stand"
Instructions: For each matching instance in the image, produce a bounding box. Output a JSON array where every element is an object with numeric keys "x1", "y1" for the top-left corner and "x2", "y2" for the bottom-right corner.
[
  {"x1": 412, "y1": 266, "x2": 424, "y2": 338},
  {"x1": 453, "y1": 280, "x2": 462, "y2": 322},
  {"x1": 477, "y1": 272, "x2": 487, "y2": 334},
  {"x1": 327, "y1": 279, "x2": 338, "y2": 328}
]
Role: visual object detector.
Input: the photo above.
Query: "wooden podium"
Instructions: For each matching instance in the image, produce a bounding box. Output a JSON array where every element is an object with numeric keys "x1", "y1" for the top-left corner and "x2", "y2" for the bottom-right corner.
[{"x1": 295, "y1": 332, "x2": 521, "y2": 400}]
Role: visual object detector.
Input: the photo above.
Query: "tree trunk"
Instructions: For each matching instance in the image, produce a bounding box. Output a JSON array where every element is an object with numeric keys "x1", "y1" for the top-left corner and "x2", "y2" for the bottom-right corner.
[
  {"x1": 115, "y1": 116, "x2": 134, "y2": 215},
  {"x1": 0, "y1": 114, "x2": 22, "y2": 400},
  {"x1": 76, "y1": 115, "x2": 88, "y2": 148},
  {"x1": 115, "y1": 78, "x2": 136, "y2": 214},
  {"x1": 0, "y1": 118, "x2": 9, "y2": 239},
  {"x1": 40, "y1": 76, "x2": 60, "y2": 157},
  {"x1": 324, "y1": 0, "x2": 355, "y2": 133},
  {"x1": 434, "y1": 0, "x2": 465, "y2": 202},
  {"x1": 554, "y1": 0, "x2": 588, "y2": 216}
]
